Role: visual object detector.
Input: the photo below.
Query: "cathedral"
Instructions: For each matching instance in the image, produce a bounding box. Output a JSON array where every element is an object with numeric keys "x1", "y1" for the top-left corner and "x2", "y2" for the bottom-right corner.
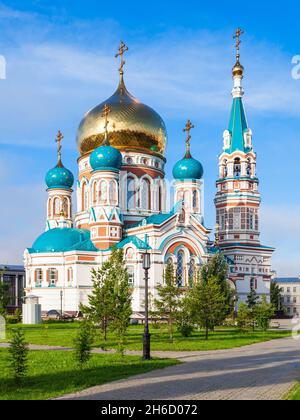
[{"x1": 24, "y1": 32, "x2": 274, "y2": 314}]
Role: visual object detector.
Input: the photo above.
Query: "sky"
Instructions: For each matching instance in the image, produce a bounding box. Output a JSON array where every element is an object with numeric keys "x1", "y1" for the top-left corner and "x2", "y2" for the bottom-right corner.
[{"x1": 0, "y1": 0, "x2": 299, "y2": 275}]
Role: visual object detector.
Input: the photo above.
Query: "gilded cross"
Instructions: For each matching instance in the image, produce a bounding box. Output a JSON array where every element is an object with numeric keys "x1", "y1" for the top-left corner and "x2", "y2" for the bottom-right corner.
[
  {"x1": 56, "y1": 130, "x2": 64, "y2": 165},
  {"x1": 101, "y1": 104, "x2": 111, "y2": 145},
  {"x1": 115, "y1": 41, "x2": 129, "y2": 75},
  {"x1": 183, "y1": 119, "x2": 195, "y2": 155},
  {"x1": 233, "y1": 28, "x2": 244, "y2": 61}
]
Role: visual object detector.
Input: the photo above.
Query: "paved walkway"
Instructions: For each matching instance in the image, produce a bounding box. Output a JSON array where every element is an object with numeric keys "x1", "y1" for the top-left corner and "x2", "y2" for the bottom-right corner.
[{"x1": 57, "y1": 337, "x2": 300, "y2": 400}]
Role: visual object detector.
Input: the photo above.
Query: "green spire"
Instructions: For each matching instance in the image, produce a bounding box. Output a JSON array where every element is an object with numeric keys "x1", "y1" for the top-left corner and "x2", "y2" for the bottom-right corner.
[{"x1": 225, "y1": 97, "x2": 250, "y2": 153}]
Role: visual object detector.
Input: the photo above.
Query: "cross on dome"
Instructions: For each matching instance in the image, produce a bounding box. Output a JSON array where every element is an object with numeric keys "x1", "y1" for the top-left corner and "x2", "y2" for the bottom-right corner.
[
  {"x1": 183, "y1": 119, "x2": 195, "y2": 158},
  {"x1": 115, "y1": 41, "x2": 129, "y2": 77},
  {"x1": 55, "y1": 130, "x2": 64, "y2": 167},
  {"x1": 233, "y1": 28, "x2": 244, "y2": 63}
]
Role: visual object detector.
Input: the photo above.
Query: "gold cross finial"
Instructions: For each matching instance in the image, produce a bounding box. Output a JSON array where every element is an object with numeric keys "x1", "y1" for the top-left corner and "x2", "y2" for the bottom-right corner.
[
  {"x1": 101, "y1": 104, "x2": 111, "y2": 145},
  {"x1": 183, "y1": 119, "x2": 195, "y2": 157},
  {"x1": 233, "y1": 28, "x2": 244, "y2": 62},
  {"x1": 115, "y1": 41, "x2": 129, "y2": 77},
  {"x1": 55, "y1": 130, "x2": 64, "y2": 166}
]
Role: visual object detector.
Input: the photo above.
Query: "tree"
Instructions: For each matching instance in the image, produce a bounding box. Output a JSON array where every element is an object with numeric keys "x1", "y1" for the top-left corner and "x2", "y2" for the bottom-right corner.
[
  {"x1": 236, "y1": 302, "x2": 252, "y2": 332},
  {"x1": 81, "y1": 265, "x2": 115, "y2": 342},
  {"x1": 253, "y1": 296, "x2": 275, "y2": 332},
  {"x1": 201, "y1": 254, "x2": 234, "y2": 313},
  {"x1": 9, "y1": 328, "x2": 29, "y2": 386},
  {"x1": 0, "y1": 268, "x2": 9, "y2": 316},
  {"x1": 246, "y1": 289, "x2": 259, "y2": 309},
  {"x1": 270, "y1": 282, "x2": 284, "y2": 316},
  {"x1": 74, "y1": 321, "x2": 94, "y2": 369},
  {"x1": 110, "y1": 249, "x2": 133, "y2": 353},
  {"x1": 82, "y1": 249, "x2": 132, "y2": 353},
  {"x1": 154, "y1": 262, "x2": 182, "y2": 342},
  {"x1": 188, "y1": 276, "x2": 227, "y2": 340}
]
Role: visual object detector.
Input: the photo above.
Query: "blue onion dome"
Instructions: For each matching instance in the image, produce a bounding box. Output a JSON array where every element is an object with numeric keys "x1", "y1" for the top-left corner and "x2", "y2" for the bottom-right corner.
[
  {"x1": 90, "y1": 145, "x2": 123, "y2": 172},
  {"x1": 45, "y1": 162, "x2": 74, "y2": 190},
  {"x1": 173, "y1": 154, "x2": 204, "y2": 181},
  {"x1": 30, "y1": 228, "x2": 91, "y2": 253}
]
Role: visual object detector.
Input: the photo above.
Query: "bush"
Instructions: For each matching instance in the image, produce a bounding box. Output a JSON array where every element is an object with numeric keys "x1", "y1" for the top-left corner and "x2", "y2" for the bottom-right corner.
[
  {"x1": 73, "y1": 321, "x2": 94, "y2": 369},
  {"x1": 6, "y1": 315, "x2": 19, "y2": 325},
  {"x1": 9, "y1": 328, "x2": 29, "y2": 386},
  {"x1": 177, "y1": 322, "x2": 194, "y2": 338}
]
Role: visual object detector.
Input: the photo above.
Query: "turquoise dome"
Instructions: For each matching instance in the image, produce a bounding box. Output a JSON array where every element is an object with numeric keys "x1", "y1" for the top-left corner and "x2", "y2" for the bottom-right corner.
[
  {"x1": 45, "y1": 165, "x2": 74, "y2": 190},
  {"x1": 90, "y1": 145, "x2": 123, "y2": 172},
  {"x1": 30, "y1": 228, "x2": 94, "y2": 253},
  {"x1": 173, "y1": 156, "x2": 204, "y2": 180}
]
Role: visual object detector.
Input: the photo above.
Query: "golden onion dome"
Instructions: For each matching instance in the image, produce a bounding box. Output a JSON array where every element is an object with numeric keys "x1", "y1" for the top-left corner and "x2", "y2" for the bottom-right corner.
[
  {"x1": 76, "y1": 76, "x2": 167, "y2": 157},
  {"x1": 232, "y1": 60, "x2": 244, "y2": 78}
]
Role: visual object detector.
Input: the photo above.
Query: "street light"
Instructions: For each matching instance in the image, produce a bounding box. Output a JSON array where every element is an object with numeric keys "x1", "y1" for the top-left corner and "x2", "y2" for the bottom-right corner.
[
  {"x1": 60, "y1": 290, "x2": 63, "y2": 320},
  {"x1": 142, "y1": 251, "x2": 151, "y2": 360}
]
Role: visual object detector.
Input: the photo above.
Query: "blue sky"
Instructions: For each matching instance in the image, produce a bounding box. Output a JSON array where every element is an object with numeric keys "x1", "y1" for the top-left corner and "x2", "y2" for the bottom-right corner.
[{"x1": 0, "y1": 0, "x2": 299, "y2": 275}]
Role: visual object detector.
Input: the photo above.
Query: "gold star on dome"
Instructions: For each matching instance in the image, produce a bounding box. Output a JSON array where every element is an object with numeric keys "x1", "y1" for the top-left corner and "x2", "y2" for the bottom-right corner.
[
  {"x1": 183, "y1": 119, "x2": 195, "y2": 158},
  {"x1": 115, "y1": 41, "x2": 129, "y2": 77},
  {"x1": 55, "y1": 130, "x2": 64, "y2": 166}
]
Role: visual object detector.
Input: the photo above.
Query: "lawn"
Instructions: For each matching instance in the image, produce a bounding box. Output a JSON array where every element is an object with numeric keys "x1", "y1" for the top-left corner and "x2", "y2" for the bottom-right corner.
[
  {"x1": 1, "y1": 323, "x2": 292, "y2": 352},
  {"x1": 286, "y1": 382, "x2": 300, "y2": 400},
  {"x1": 0, "y1": 348, "x2": 178, "y2": 400}
]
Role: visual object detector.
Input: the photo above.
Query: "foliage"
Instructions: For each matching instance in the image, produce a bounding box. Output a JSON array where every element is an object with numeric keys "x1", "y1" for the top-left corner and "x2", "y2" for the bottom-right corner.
[
  {"x1": 82, "y1": 248, "x2": 132, "y2": 352},
  {"x1": 246, "y1": 289, "x2": 259, "y2": 309},
  {"x1": 154, "y1": 262, "x2": 182, "y2": 342},
  {"x1": 187, "y1": 276, "x2": 228, "y2": 340},
  {"x1": 253, "y1": 296, "x2": 275, "y2": 332},
  {"x1": 236, "y1": 302, "x2": 252, "y2": 332},
  {"x1": 14, "y1": 309, "x2": 22, "y2": 324},
  {"x1": 9, "y1": 328, "x2": 29, "y2": 386},
  {"x1": 73, "y1": 321, "x2": 94, "y2": 369},
  {"x1": 0, "y1": 272, "x2": 10, "y2": 316},
  {"x1": 270, "y1": 282, "x2": 284, "y2": 316}
]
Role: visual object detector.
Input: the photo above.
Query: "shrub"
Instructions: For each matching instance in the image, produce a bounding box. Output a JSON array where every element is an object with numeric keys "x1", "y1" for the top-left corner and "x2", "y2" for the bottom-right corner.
[
  {"x1": 177, "y1": 322, "x2": 194, "y2": 338},
  {"x1": 73, "y1": 321, "x2": 94, "y2": 369},
  {"x1": 9, "y1": 328, "x2": 29, "y2": 386}
]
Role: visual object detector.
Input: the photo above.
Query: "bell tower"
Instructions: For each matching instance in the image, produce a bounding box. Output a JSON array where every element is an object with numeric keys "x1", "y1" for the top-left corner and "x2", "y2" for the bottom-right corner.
[
  {"x1": 45, "y1": 131, "x2": 74, "y2": 230},
  {"x1": 214, "y1": 29, "x2": 274, "y2": 301}
]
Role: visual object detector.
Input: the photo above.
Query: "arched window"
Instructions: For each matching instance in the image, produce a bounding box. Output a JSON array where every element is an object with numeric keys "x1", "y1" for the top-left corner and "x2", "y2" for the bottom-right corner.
[
  {"x1": 67, "y1": 267, "x2": 73, "y2": 286},
  {"x1": 188, "y1": 259, "x2": 196, "y2": 287},
  {"x1": 247, "y1": 159, "x2": 252, "y2": 177},
  {"x1": 184, "y1": 191, "x2": 191, "y2": 211},
  {"x1": 250, "y1": 278, "x2": 257, "y2": 291},
  {"x1": 127, "y1": 266, "x2": 135, "y2": 286},
  {"x1": 177, "y1": 250, "x2": 185, "y2": 287},
  {"x1": 109, "y1": 181, "x2": 117, "y2": 206},
  {"x1": 35, "y1": 269, "x2": 43, "y2": 287},
  {"x1": 48, "y1": 198, "x2": 52, "y2": 218},
  {"x1": 62, "y1": 198, "x2": 69, "y2": 217},
  {"x1": 99, "y1": 181, "x2": 108, "y2": 205},
  {"x1": 127, "y1": 177, "x2": 136, "y2": 210},
  {"x1": 82, "y1": 182, "x2": 89, "y2": 211},
  {"x1": 53, "y1": 197, "x2": 61, "y2": 216},
  {"x1": 141, "y1": 179, "x2": 151, "y2": 210},
  {"x1": 223, "y1": 160, "x2": 228, "y2": 178},
  {"x1": 234, "y1": 158, "x2": 241, "y2": 178},
  {"x1": 47, "y1": 269, "x2": 58, "y2": 288},
  {"x1": 192, "y1": 191, "x2": 198, "y2": 210}
]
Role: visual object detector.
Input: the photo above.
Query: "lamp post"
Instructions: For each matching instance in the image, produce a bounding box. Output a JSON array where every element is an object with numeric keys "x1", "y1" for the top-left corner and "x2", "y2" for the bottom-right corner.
[
  {"x1": 143, "y1": 251, "x2": 151, "y2": 360},
  {"x1": 60, "y1": 290, "x2": 63, "y2": 320}
]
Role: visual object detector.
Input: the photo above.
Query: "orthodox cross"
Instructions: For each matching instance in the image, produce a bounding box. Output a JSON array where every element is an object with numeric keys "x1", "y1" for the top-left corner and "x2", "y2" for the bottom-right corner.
[
  {"x1": 233, "y1": 28, "x2": 244, "y2": 62},
  {"x1": 183, "y1": 119, "x2": 195, "y2": 157},
  {"x1": 102, "y1": 104, "x2": 111, "y2": 145},
  {"x1": 56, "y1": 130, "x2": 64, "y2": 166},
  {"x1": 115, "y1": 41, "x2": 129, "y2": 75}
]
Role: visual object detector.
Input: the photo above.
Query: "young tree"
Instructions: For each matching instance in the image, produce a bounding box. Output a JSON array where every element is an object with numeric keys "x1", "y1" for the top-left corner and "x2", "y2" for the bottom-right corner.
[
  {"x1": 188, "y1": 276, "x2": 227, "y2": 340},
  {"x1": 74, "y1": 321, "x2": 94, "y2": 369},
  {"x1": 246, "y1": 289, "x2": 259, "y2": 309},
  {"x1": 236, "y1": 302, "x2": 252, "y2": 332},
  {"x1": 9, "y1": 328, "x2": 29, "y2": 386},
  {"x1": 109, "y1": 249, "x2": 132, "y2": 353},
  {"x1": 154, "y1": 262, "x2": 182, "y2": 342},
  {"x1": 254, "y1": 296, "x2": 275, "y2": 332},
  {"x1": 270, "y1": 281, "x2": 284, "y2": 316},
  {"x1": 0, "y1": 268, "x2": 9, "y2": 316},
  {"x1": 201, "y1": 254, "x2": 234, "y2": 312},
  {"x1": 81, "y1": 265, "x2": 115, "y2": 342}
]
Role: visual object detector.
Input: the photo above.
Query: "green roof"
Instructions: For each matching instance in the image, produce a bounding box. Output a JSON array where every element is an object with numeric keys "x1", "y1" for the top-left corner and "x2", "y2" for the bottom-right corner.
[
  {"x1": 225, "y1": 97, "x2": 251, "y2": 154},
  {"x1": 116, "y1": 236, "x2": 151, "y2": 250},
  {"x1": 130, "y1": 212, "x2": 175, "y2": 229}
]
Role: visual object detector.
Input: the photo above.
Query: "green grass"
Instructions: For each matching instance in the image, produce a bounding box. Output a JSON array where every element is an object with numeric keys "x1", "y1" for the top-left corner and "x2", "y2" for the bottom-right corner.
[
  {"x1": 286, "y1": 382, "x2": 300, "y2": 400},
  {"x1": 1, "y1": 323, "x2": 292, "y2": 352},
  {"x1": 0, "y1": 348, "x2": 178, "y2": 400}
]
